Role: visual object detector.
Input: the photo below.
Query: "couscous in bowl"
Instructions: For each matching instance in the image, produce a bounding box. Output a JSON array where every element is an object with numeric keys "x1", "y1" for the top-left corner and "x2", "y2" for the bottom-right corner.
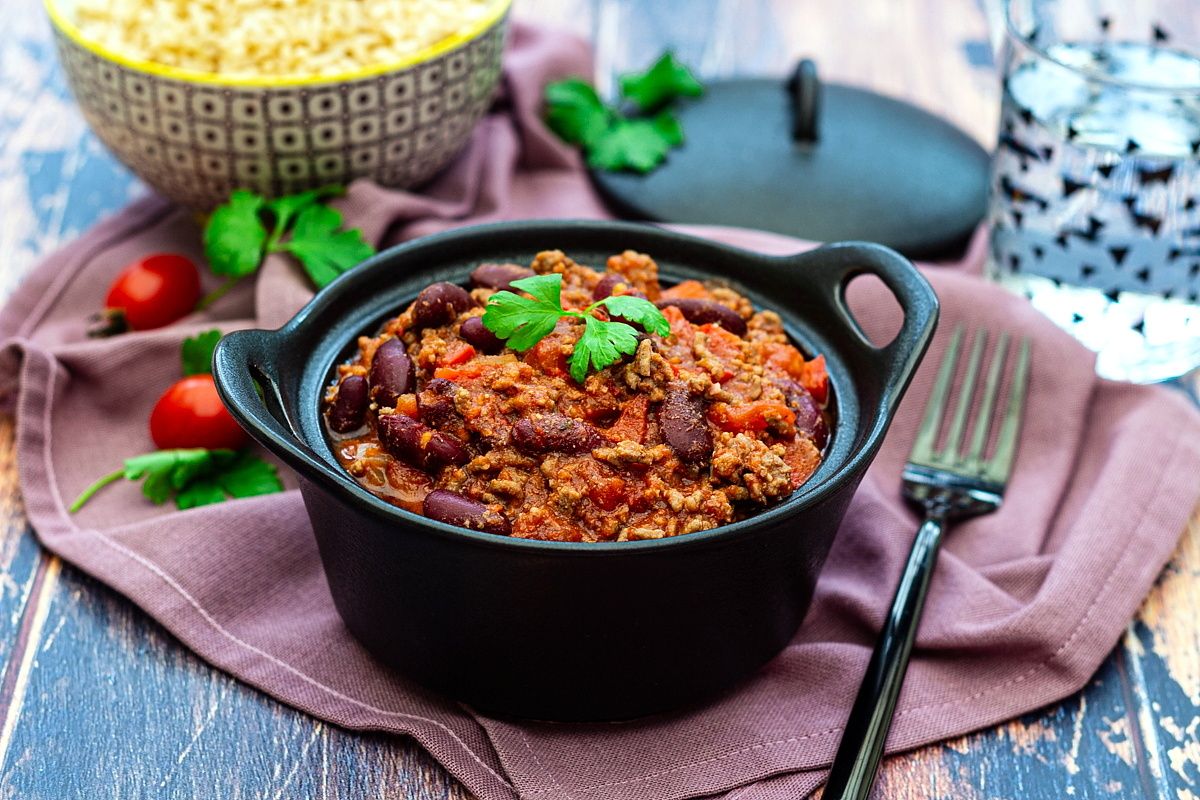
[{"x1": 45, "y1": 0, "x2": 511, "y2": 209}]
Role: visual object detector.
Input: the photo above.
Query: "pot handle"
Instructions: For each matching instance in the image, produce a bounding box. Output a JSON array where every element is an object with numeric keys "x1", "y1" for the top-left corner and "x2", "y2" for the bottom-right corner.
[
  {"x1": 771, "y1": 242, "x2": 939, "y2": 410},
  {"x1": 212, "y1": 328, "x2": 332, "y2": 478}
]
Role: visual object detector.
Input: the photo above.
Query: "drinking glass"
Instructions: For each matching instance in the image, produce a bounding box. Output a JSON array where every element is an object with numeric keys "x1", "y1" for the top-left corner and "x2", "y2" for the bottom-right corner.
[{"x1": 986, "y1": 0, "x2": 1200, "y2": 382}]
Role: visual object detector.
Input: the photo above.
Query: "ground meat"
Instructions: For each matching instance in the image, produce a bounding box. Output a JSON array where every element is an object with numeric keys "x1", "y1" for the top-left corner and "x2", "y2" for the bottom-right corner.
[
  {"x1": 710, "y1": 432, "x2": 795, "y2": 503},
  {"x1": 622, "y1": 339, "x2": 672, "y2": 401},
  {"x1": 324, "y1": 249, "x2": 831, "y2": 542}
]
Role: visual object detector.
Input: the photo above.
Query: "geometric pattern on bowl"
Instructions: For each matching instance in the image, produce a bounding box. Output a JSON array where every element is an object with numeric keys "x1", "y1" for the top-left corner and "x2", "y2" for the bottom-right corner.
[{"x1": 47, "y1": 5, "x2": 509, "y2": 209}]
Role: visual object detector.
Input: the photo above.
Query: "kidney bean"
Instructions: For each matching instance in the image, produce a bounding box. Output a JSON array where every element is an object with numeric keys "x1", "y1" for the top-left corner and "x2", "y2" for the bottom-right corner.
[
  {"x1": 418, "y1": 378, "x2": 460, "y2": 426},
  {"x1": 423, "y1": 489, "x2": 510, "y2": 535},
  {"x1": 592, "y1": 273, "x2": 647, "y2": 302},
  {"x1": 378, "y1": 413, "x2": 469, "y2": 470},
  {"x1": 780, "y1": 379, "x2": 829, "y2": 449},
  {"x1": 510, "y1": 414, "x2": 605, "y2": 454},
  {"x1": 659, "y1": 384, "x2": 713, "y2": 463},
  {"x1": 458, "y1": 316, "x2": 504, "y2": 353},
  {"x1": 654, "y1": 298, "x2": 747, "y2": 335},
  {"x1": 368, "y1": 338, "x2": 416, "y2": 407},
  {"x1": 411, "y1": 282, "x2": 473, "y2": 330},
  {"x1": 470, "y1": 262, "x2": 535, "y2": 292},
  {"x1": 424, "y1": 431, "x2": 470, "y2": 469},
  {"x1": 326, "y1": 375, "x2": 368, "y2": 433}
]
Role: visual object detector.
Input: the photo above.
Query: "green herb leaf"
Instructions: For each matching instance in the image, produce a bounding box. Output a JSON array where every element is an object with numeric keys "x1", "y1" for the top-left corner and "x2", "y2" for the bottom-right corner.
[
  {"x1": 180, "y1": 329, "x2": 223, "y2": 376},
  {"x1": 265, "y1": 186, "x2": 342, "y2": 240},
  {"x1": 71, "y1": 448, "x2": 282, "y2": 512},
  {"x1": 649, "y1": 110, "x2": 684, "y2": 146},
  {"x1": 596, "y1": 295, "x2": 672, "y2": 336},
  {"x1": 124, "y1": 449, "x2": 228, "y2": 505},
  {"x1": 278, "y1": 204, "x2": 375, "y2": 289},
  {"x1": 204, "y1": 190, "x2": 269, "y2": 278},
  {"x1": 176, "y1": 479, "x2": 228, "y2": 510},
  {"x1": 544, "y1": 78, "x2": 614, "y2": 147},
  {"x1": 586, "y1": 116, "x2": 678, "y2": 173},
  {"x1": 618, "y1": 51, "x2": 704, "y2": 112},
  {"x1": 569, "y1": 316, "x2": 640, "y2": 383},
  {"x1": 216, "y1": 450, "x2": 285, "y2": 498},
  {"x1": 481, "y1": 273, "x2": 671, "y2": 382},
  {"x1": 510, "y1": 274, "x2": 564, "y2": 306},
  {"x1": 481, "y1": 276, "x2": 565, "y2": 352}
]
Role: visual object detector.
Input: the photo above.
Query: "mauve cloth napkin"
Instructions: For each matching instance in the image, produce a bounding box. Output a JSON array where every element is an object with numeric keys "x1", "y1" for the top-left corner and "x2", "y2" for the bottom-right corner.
[{"x1": 4, "y1": 22, "x2": 1200, "y2": 800}]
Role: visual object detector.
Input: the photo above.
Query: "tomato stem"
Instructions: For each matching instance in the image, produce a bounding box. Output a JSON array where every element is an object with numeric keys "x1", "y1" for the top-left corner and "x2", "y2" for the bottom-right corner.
[
  {"x1": 68, "y1": 468, "x2": 125, "y2": 513},
  {"x1": 195, "y1": 277, "x2": 241, "y2": 311}
]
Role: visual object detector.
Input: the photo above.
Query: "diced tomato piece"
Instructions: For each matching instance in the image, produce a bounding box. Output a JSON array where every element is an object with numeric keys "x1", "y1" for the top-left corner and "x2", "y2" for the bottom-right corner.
[
  {"x1": 800, "y1": 355, "x2": 829, "y2": 404},
  {"x1": 660, "y1": 279, "x2": 712, "y2": 301},
  {"x1": 708, "y1": 401, "x2": 796, "y2": 433},
  {"x1": 433, "y1": 361, "x2": 487, "y2": 382},
  {"x1": 606, "y1": 396, "x2": 649, "y2": 443},
  {"x1": 660, "y1": 305, "x2": 692, "y2": 340},
  {"x1": 592, "y1": 477, "x2": 628, "y2": 511},
  {"x1": 525, "y1": 336, "x2": 569, "y2": 378},
  {"x1": 439, "y1": 342, "x2": 476, "y2": 367},
  {"x1": 780, "y1": 435, "x2": 822, "y2": 487},
  {"x1": 763, "y1": 342, "x2": 807, "y2": 379},
  {"x1": 393, "y1": 393, "x2": 419, "y2": 418}
]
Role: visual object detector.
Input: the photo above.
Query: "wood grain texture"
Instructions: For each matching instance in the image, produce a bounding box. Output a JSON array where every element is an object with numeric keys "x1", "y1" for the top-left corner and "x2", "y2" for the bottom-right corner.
[{"x1": 0, "y1": 0, "x2": 1196, "y2": 797}]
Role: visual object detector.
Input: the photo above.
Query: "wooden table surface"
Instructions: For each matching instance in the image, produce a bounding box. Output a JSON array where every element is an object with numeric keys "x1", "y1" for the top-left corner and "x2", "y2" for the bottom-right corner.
[{"x1": 2, "y1": 1, "x2": 1198, "y2": 797}]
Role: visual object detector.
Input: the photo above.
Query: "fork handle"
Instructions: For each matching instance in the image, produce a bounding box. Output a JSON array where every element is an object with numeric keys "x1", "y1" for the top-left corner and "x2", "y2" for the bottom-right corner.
[{"x1": 822, "y1": 514, "x2": 947, "y2": 800}]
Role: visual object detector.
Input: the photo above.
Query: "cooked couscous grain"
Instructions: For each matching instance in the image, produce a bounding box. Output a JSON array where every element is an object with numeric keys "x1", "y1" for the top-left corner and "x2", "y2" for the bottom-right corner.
[{"x1": 72, "y1": 0, "x2": 497, "y2": 79}]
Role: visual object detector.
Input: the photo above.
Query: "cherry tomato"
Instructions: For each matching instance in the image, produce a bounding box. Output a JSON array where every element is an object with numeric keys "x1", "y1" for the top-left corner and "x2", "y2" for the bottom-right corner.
[
  {"x1": 105, "y1": 254, "x2": 201, "y2": 331},
  {"x1": 149, "y1": 374, "x2": 248, "y2": 451}
]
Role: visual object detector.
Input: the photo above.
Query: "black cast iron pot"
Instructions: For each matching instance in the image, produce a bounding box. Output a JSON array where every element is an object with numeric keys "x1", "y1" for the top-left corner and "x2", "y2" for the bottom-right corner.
[{"x1": 213, "y1": 220, "x2": 938, "y2": 721}]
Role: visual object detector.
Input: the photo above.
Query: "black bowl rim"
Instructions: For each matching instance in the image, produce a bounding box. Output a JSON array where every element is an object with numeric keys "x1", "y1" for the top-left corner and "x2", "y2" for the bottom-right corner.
[{"x1": 215, "y1": 219, "x2": 938, "y2": 555}]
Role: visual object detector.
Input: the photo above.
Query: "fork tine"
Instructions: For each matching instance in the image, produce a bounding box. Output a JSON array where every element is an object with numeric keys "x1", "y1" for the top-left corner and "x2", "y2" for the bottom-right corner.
[
  {"x1": 941, "y1": 329, "x2": 986, "y2": 463},
  {"x1": 909, "y1": 325, "x2": 964, "y2": 464},
  {"x1": 964, "y1": 332, "x2": 1009, "y2": 472},
  {"x1": 983, "y1": 337, "x2": 1031, "y2": 484}
]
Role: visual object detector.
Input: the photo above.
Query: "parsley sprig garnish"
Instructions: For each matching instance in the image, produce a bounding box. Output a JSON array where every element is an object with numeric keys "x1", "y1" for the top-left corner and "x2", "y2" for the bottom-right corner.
[
  {"x1": 69, "y1": 448, "x2": 283, "y2": 512},
  {"x1": 69, "y1": 329, "x2": 285, "y2": 513},
  {"x1": 199, "y1": 187, "x2": 375, "y2": 308},
  {"x1": 481, "y1": 274, "x2": 671, "y2": 383},
  {"x1": 544, "y1": 52, "x2": 703, "y2": 174}
]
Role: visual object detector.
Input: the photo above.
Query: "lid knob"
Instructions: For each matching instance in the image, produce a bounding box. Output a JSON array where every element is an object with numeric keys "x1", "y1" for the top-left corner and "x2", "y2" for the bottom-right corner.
[{"x1": 786, "y1": 59, "x2": 821, "y2": 144}]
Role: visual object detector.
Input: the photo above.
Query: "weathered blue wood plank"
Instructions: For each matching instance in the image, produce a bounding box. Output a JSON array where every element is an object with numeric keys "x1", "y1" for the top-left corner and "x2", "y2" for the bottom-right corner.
[{"x1": 0, "y1": 565, "x2": 471, "y2": 800}]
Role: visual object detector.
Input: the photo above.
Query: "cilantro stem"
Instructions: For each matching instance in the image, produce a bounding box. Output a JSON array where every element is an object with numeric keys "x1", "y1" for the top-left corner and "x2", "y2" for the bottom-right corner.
[
  {"x1": 69, "y1": 468, "x2": 124, "y2": 513},
  {"x1": 196, "y1": 277, "x2": 241, "y2": 311}
]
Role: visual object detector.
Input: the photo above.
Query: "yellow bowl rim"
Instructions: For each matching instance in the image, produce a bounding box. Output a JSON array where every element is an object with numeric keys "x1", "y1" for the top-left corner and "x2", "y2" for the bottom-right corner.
[{"x1": 43, "y1": 0, "x2": 512, "y2": 88}]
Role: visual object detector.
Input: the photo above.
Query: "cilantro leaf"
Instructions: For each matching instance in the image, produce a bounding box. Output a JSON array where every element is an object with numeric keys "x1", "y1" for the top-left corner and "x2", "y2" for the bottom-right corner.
[
  {"x1": 71, "y1": 448, "x2": 283, "y2": 512},
  {"x1": 542, "y1": 51, "x2": 701, "y2": 176},
  {"x1": 569, "y1": 316, "x2": 640, "y2": 383},
  {"x1": 204, "y1": 190, "x2": 268, "y2": 278},
  {"x1": 481, "y1": 281, "x2": 564, "y2": 352},
  {"x1": 587, "y1": 117, "x2": 678, "y2": 173},
  {"x1": 265, "y1": 186, "x2": 343, "y2": 239},
  {"x1": 618, "y1": 51, "x2": 704, "y2": 112},
  {"x1": 544, "y1": 78, "x2": 613, "y2": 147},
  {"x1": 480, "y1": 272, "x2": 671, "y2": 382},
  {"x1": 181, "y1": 329, "x2": 222, "y2": 376},
  {"x1": 124, "y1": 449, "x2": 227, "y2": 505},
  {"x1": 176, "y1": 479, "x2": 228, "y2": 509},
  {"x1": 597, "y1": 295, "x2": 672, "y2": 336},
  {"x1": 278, "y1": 204, "x2": 375, "y2": 288},
  {"x1": 510, "y1": 274, "x2": 564, "y2": 306},
  {"x1": 650, "y1": 110, "x2": 684, "y2": 146},
  {"x1": 216, "y1": 451, "x2": 284, "y2": 498}
]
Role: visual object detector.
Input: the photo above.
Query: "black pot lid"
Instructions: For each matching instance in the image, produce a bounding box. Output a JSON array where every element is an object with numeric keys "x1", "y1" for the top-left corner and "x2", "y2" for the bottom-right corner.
[{"x1": 590, "y1": 61, "x2": 990, "y2": 260}]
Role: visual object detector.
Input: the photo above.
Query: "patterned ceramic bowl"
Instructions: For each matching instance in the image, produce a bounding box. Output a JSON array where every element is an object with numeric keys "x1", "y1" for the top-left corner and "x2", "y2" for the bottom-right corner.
[{"x1": 44, "y1": 0, "x2": 510, "y2": 210}]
